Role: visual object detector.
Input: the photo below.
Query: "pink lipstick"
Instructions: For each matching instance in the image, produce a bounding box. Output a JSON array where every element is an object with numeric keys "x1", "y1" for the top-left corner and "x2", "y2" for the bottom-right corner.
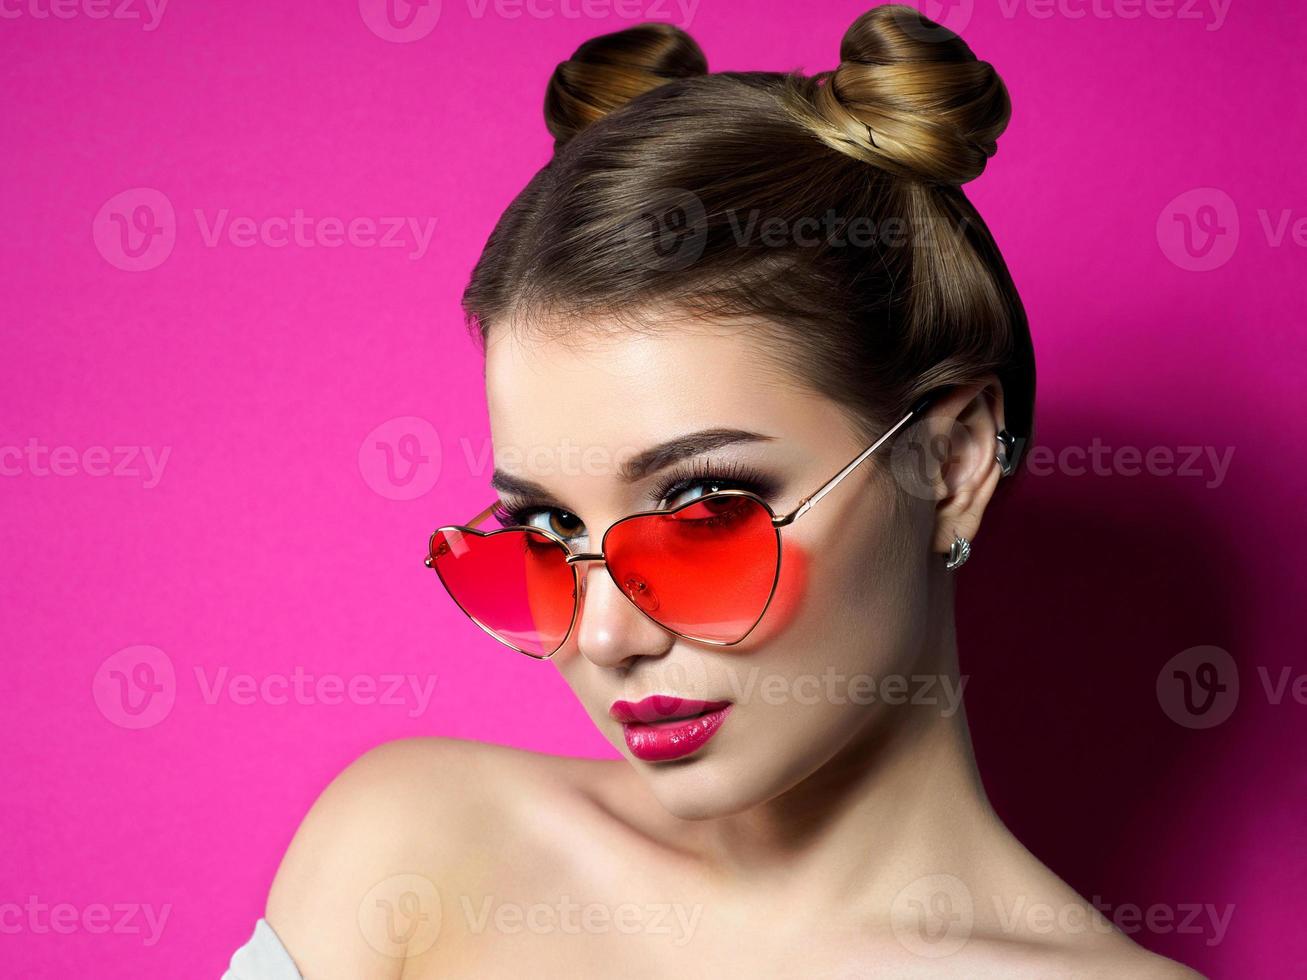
[{"x1": 609, "y1": 696, "x2": 733, "y2": 762}]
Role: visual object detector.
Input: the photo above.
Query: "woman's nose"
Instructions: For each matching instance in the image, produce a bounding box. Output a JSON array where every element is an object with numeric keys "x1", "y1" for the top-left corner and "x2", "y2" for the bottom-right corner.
[{"x1": 571, "y1": 560, "x2": 673, "y2": 668}]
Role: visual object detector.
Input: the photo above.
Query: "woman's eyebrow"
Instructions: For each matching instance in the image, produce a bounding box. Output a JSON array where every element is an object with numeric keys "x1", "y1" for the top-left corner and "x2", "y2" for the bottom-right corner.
[{"x1": 489, "y1": 427, "x2": 774, "y2": 497}]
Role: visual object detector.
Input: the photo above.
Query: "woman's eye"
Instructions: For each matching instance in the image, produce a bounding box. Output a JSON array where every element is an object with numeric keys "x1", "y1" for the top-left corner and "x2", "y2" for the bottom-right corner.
[
  {"x1": 499, "y1": 474, "x2": 756, "y2": 536},
  {"x1": 663, "y1": 479, "x2": 730, "y2": 510},
  {"x1": 519, "y1": 508, "x2": 586, "y2": 540}
]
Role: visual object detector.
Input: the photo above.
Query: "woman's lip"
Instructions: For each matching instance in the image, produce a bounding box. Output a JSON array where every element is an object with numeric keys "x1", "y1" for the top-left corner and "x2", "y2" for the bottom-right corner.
[
  {"x1": 609, "y1": 695, "x2": 732, "y2": 724},
  {"x1": 618, "y1": 703, "x2": 733, "y2": 762}
]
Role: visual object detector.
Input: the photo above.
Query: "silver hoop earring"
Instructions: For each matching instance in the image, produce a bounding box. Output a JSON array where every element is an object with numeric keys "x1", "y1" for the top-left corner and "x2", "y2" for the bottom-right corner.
[
  {"x1": 944, "y1": 534, "x2": 971, "y2": 571},
  {"x1": 996, "y1": 429, "x2": 1018, "y2": 477}
]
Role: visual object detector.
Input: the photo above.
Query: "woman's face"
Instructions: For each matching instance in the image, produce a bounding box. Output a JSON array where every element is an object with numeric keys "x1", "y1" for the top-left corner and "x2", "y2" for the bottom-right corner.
[{"x1": 484, "y1": 316, "x2": 941, "y2": 820}]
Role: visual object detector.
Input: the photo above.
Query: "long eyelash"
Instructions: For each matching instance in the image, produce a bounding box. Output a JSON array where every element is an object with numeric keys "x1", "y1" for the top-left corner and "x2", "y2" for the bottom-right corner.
[
  {"x1": 490, "y1": 457, "x2": 777, "y2": 529},
  {"x1": 490, "y1": 497, "x2": 536, "y2": 528},
  {"x1": 647, "y1": 456, "x2": 775, "y2": 504}
]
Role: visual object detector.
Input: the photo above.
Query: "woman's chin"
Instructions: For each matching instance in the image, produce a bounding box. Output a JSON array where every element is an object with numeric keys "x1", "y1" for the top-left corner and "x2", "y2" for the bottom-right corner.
[{"x1": 631, "y1": 751, "x2": 776, "y2": 822}]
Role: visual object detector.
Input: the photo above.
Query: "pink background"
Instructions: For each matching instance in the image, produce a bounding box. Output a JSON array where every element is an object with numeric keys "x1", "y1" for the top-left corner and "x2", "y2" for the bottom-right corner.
[{"x1": 2, "y1": 1, "x2": 1303, "y2": 976}]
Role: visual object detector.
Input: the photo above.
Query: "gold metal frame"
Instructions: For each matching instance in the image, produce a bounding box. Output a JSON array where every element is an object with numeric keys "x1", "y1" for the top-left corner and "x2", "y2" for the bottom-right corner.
[{"x1": 426, "y1": 394, "x2": 937, "y2": 659}]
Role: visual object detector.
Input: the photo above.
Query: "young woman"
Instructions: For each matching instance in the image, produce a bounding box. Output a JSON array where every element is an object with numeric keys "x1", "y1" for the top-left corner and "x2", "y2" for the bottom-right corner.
[{"x1": 227, "y1": 6, "x2": 1199, "y2": 977}]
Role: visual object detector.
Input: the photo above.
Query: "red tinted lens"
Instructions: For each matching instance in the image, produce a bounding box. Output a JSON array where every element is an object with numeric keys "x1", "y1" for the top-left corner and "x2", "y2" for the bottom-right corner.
[
  {"x1": 429, "y1": 527, "x2": 576, "y2": 657},
  {"x1": 602, "y1": 494, "x2": 779, "y2": 643}
]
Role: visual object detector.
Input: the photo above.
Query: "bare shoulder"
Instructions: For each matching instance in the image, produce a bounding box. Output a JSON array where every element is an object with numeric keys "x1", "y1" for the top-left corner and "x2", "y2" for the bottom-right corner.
[
  {"x1": 950, "y1": 828, "x2": 1209, "y2": 979},
  {"x1": 950, "y1": 927, "x2": 1205, "y2": 979},
  {"x1": 265, "y1": 736, "x2": 616, "y2": 979},
  {"x1": 1038, "y1": 939, "x2": 1207, "y2": 979}
]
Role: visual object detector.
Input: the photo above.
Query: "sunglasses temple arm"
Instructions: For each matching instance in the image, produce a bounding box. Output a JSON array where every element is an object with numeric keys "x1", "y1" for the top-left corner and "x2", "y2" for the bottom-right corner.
[
  {"x1": 468, "y1": 500, "x2": 501, "y2": 526},
  {"x1": 776, "y1": 393, "x2": 937, "y2": 527}
]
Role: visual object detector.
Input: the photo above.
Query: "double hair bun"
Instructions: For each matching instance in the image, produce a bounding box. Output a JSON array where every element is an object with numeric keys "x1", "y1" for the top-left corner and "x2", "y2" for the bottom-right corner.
[{"x1": 543, "y1": 4, "x2": 1010, "y2": 186}]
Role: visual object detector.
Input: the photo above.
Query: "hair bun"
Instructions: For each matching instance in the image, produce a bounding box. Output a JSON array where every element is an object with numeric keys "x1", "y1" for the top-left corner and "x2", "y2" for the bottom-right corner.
[
  {"x1": 545, "y1": 23, "x2": 708, "y2": 148},
  {"x1": 787, "y1": 4, "x2": 1011, "y2": 185}
]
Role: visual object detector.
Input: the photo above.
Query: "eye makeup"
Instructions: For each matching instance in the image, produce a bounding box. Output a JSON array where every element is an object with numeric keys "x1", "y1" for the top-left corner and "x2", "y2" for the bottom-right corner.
[{"x1": 490, "y1": 455, "x2": 782, "y2": 534}]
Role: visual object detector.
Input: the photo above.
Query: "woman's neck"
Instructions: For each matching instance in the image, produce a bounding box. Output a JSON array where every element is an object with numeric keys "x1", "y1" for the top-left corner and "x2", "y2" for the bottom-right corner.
[{"x1": 685, "y1": 613, "x2": 1008, "y2": 919}]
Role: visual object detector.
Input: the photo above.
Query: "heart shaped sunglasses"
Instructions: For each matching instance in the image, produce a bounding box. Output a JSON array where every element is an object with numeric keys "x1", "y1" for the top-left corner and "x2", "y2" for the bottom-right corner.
[{"x1": 426, "y1": 391, "x2": 1012, "y2": 659}]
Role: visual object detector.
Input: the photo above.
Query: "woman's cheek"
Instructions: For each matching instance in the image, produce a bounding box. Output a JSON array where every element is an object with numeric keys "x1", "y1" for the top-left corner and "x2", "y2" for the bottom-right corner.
[{"x1": 721, "y1": 537, "x2": 812, "y2": 654}]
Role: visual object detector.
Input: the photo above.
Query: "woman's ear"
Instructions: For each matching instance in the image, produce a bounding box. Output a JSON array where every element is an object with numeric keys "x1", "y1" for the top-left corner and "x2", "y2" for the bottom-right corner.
[{"x1": 916, "y1": 376, "x2": 1008, "y2": 557}]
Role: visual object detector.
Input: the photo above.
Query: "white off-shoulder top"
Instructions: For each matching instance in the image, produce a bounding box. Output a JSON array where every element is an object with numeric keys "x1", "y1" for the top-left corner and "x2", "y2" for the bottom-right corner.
[{"x1": 223, "y1": 918, "x2": 302, "y2": 979}]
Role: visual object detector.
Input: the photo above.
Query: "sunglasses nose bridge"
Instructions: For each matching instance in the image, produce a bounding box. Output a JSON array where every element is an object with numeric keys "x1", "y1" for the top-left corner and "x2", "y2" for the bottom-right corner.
[{"x1": 563, "y1": 552, "x2": 607, "y2": 608}]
